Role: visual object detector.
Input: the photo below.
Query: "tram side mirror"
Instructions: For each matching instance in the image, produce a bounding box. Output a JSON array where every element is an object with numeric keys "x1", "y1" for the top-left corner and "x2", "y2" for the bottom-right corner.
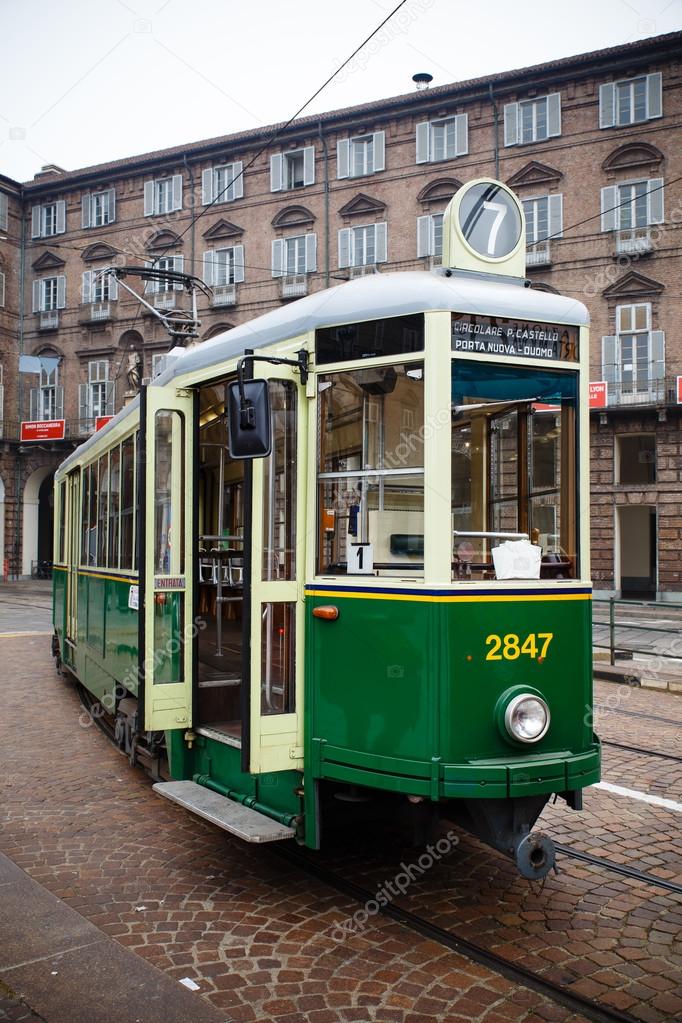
[{"x1": 227, "y1": 379, "x2": 272, "y2": 459}]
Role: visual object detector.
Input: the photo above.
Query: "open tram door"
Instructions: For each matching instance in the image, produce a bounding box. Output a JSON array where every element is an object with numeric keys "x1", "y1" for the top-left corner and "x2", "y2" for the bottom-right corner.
[{"x1": 139, "y1": 383, "x2": 196, "y2": 732}]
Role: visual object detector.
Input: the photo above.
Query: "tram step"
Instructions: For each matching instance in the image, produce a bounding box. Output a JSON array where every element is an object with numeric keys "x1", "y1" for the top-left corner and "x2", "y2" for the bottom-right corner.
[{"x1": 153, "y1": 780, "x2": 295, "y2": 843}]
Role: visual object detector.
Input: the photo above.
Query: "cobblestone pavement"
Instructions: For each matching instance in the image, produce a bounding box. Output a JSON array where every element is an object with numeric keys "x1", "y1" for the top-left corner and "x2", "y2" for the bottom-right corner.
[
  {"x1": 0, "y1": 582, "x2": 52, "y2": 634},
  {"x1": 1, "y1": 635, "x2": 681, "y2": 1023}
]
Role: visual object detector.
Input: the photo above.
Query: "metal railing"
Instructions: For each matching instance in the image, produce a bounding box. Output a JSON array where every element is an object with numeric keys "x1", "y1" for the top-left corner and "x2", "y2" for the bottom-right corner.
[
  {"x1": 526, "y1": 240, "x2": 551, "y2": 266},
  {"x1": 598, "y1": 377, "x2": 679, "y2": 409},
  {"x1": 615, "y1": 228, "x2": 652, "y2": 255},
  {"x1": 593, "y1": 597, "x2": 682, "y2": 667}
]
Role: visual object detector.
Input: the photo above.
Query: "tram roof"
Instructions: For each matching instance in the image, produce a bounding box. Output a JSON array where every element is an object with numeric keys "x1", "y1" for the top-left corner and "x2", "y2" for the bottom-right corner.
[{"x1": 57, "y1": 270, "x2": 588, "y2": 472}]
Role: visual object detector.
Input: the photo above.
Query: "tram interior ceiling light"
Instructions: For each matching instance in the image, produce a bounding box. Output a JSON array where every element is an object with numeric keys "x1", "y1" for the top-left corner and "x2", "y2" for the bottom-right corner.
[{"x1": 504, "y1": 694, "x2": 550, "y2": 744}]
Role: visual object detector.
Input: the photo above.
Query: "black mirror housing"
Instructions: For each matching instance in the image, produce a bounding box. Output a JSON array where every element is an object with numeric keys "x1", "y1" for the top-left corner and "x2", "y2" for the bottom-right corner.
[{"x1": 227, "y1": 379, "x2": 272, "y2": 459}]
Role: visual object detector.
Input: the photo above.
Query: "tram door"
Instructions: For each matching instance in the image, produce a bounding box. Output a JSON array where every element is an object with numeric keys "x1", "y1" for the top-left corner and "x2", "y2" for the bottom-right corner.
[
  {"x1": 141, "y1": 385, "x2": 196, "y2": 732},
  {"x1": 65, "y1": 469, "x2": 80, "y2": 644}
]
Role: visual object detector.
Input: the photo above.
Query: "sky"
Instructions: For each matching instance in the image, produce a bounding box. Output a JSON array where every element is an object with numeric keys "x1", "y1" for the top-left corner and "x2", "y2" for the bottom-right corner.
[{"x1": 0, "y1": 0, "x2": 680, "y2": 183}]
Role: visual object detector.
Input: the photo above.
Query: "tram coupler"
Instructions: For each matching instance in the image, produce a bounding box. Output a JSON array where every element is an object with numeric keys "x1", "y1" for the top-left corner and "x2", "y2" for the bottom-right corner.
[{"x1": 514, "y1": 832, "x2": 556, "y2": 880}]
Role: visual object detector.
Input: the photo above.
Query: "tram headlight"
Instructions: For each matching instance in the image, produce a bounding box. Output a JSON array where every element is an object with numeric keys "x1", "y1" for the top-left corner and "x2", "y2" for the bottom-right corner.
[{"x1": 503, "y1": 693, "x2": 550, "y2": 744}]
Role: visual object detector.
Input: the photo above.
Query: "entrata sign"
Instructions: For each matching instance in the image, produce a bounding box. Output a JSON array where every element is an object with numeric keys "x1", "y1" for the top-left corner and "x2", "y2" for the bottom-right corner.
[
  {"x1": 452, "y1": 314, "x2": 579, "y2": 362},
  {"x1": 589, "y1": 382, "x2": 608, "y2": 408},
  {"x1": 95, "y1": 415, "x2": 114, "y2": 431},
  {"x1": 21, "y1": 419, "x2": 65, "y2": 442}
]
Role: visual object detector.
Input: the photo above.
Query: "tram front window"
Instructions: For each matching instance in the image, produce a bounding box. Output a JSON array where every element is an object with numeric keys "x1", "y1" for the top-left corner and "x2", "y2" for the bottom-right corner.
[
  {"x1": 317, "y1": 363, "x2": 425, "y2": 577},
  {"x1": 451, "y1": 361, "x2": 578, "y2": 581}
]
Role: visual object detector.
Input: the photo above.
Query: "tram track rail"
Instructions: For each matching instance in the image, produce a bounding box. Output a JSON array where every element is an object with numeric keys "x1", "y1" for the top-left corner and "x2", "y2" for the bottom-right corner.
[
  {"x1": 601, "y1": 738, "x2": 682, "y2": 763},
  {"x1": 553, "y1": 843, "x2": 682, "y2": 895}
]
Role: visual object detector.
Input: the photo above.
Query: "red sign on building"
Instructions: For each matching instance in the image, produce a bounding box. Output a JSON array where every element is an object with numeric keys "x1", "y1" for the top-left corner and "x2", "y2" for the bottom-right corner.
[
  {"x1": 589, "y1": 382, "x2": 607, "y2": 409},
  {"x1": 95, "y1": 415, "x2": 114, "y2": 431},
  {"x1": 677, "y1": 377, "x2": 682, "y2": 405},
  {"x1": 20, "y1": 419, "x2": 65, "y2": 442}
]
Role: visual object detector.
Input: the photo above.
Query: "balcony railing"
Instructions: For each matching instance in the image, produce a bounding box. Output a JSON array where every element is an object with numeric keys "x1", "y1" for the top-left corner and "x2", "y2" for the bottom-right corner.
[
  {"x1": 599, "y1": 378, "x2": 679, "y2": 409},
  {"x1": 526, "y1": 240, "x2": 551, "y2": 266},
  {"x1": 38, "y1": 310, "x2": 59, "y2": 330},
  {"x1": 349, "y1": 264, "x2": 379, "y2": 279},
  {"x1": 280, "y1": 275, "x2": 308, "y2": 299},
  {"x1": 79, "y1": 300, "x2": 116, "y2": 324},
  {"x1": 211, "y1": 283, "x2": 237, "y2": 307},
  {"x1": 152, "y1": 291, "x2": 177, "y2": 310},
  {"x1": 616, "y1": 228, "x2": 652, "y2": 255}
]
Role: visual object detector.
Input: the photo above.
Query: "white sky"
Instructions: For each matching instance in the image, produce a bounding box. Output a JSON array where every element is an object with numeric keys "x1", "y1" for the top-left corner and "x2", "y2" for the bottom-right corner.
[{"x1": 0, "y1": 0, "x2": 679, "y2": 183}]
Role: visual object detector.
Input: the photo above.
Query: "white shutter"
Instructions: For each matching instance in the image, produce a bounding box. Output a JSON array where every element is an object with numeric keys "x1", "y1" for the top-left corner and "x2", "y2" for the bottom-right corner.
[
  {"x1": 650, "y1": 331, "x2": 665, "y2": 381},
  {"x1": 270, "y1": 154, "x2": 283, "y2": 192},
  {"x1": 201, "y1": 168, "x2": 213, "y2": 206},
  {"x1": 144, "y1": 180, "x2": 155, "y2": 216},
  {"x1": 31, "y1": 205, "x2": 42, "y2": 238},
  {"x1": 647, "y1": 178, "x2": 664, "y2": 225},
  {"x1": 417, "y1": 215, "x2": 432, "y2": 257},
  {"x1": 271, "y1": 238, "x2": 285, "y2": 277},
  {"x1": 504, "y1": 103, "x2": 519, "y2": 146},
  {"x1": 108, "y1": 188, "x2": 116, "y2": 223},
  {"x1": 337, "y1": 139, "x2": 350, "y2": 179},
  {"x1": 373, "y1": 131, "x2": 385, "y2": 172},
  {"x1": 79, "y1": 383, "x2": 89, "y2": 422},
  {"x1": 415, "y1": 121, "x2": 430, "y2": 163},
  {"x1": 305, "y1": 233, "x2": 317, "y2": 273},
  {"x1": 173, "y1": 254, "x2": 184, "y2": 289},
  {"x1": 455, "y1": 114, "x2": 468, "y2": 156},
  {"x1": 600, "y1": 186, "x2": 618, "y2": 232},
  {"x1": 202, "y1": 249, "x2": 214, "y2": 286},
  {"x1": 0, "y1": 191, "x2": 7, "y2": 232},
  {"x1": 338, "y1": 228, "x2": 352, "y2": 269},
  {"x1": 56, "y1": 200, "x2": 66, "y2": 234},
  {"x1": 107, "y1": 273, "x2": 118, "y2": 300},
  {"x1": 105, "y1": 381, "x2": 115, "y2": 416},
  {"x1": 82, "y1": 194, "x2": 91, "y2": 229},
  {"x1": 56, "y1": 275, "x2": 66, "y2": 309},
  {"x1": 602, "y1": 336, "x2": 617, "y2": 397},
  {"x1": 82, "y1": 270, "x2": 92, "y2": 304},
  {"x1": 599, "y1": 83, "x2": 615, "y2": 129},
  {"x1": 55, "y1": 386, "x2": 64, "y2": 421},
  {"x1": 0, "y1": 271, "x2": 4, "y2": 308},
  {"x1": 232, "y1": 161, "x2": 244, "y2": 200},
  {"x1": 303, "y1": 146, "x2": 315, "y2": 186},
  {"x1": 646, "y1": 72, "x2": 662, "y2": 119},
  {"x1": 375, "y1": 222, "x2": 387, "y2": 264},
  {"x1": 144, "y1": 258, "x2": 156, "y2": 293},
  {"x1": 548, "y1": 194, "x2": 563, "y2": 239},
  {"x1": 233, "y1": 244, "x2": 245, "y2": 283},
  {"x1": 547, "y1": 93, "x2": 561, "y2": 137},
  {"x1": 30, "y1": 388, "x2": 39, "y2": 421},
  {"x1": 172, "y1": 174, "x2": 183, "y2": 211},
  {"x1": 32, "y1": 280, "x2": 41, "y2": 312}
]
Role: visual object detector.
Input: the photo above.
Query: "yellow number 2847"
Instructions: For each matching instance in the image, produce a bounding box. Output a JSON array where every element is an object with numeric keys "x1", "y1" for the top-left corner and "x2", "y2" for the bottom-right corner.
[{"x1": 485, "y1": 632, "x2": 553, "y2": 661}]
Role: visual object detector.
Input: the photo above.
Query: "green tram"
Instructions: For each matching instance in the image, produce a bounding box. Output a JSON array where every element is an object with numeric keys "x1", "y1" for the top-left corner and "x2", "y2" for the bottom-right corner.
[{"x1": 52, "y1": 180, "x2": 599, "y2": 879}]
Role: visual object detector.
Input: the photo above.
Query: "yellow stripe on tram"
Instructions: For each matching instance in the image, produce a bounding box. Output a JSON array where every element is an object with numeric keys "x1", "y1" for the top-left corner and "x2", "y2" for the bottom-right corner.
[{"x1": 306, "y1": 589, "x2": 591, "y2": 604}]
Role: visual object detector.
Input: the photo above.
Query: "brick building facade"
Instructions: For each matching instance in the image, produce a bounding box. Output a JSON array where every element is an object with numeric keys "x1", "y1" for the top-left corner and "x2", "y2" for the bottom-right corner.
[{"x1": 0, "y1": 30, "x2": 680, "y2": 595}]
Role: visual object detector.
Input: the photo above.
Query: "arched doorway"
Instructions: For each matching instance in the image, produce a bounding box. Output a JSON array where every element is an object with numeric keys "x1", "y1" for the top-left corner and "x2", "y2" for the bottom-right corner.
[{"x1": 22, "y1": 466, "x2": 54, "y2": 577}]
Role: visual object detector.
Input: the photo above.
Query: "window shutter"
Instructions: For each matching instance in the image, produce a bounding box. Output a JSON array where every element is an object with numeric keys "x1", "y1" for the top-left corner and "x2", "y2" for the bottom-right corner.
[
  {"x1": 0, "y1": 191, "x2": 7, "y2": 232},
  {"x1": 417, "y1": 215, "x2": 432, "y2": 257},
  {"x1": 233, "y1": 244, "x2": 245, "y2": 283},
  {"x1": 455, "y1": 114, "x2": 468, "y2": 156},
  {"x1": 56, "y1": 200, "x2": 66, "y2": 234},
  {"x1": 600, "y1": 186, "x2": 618, "y2": 232},
  {"x1": 305, "y1": 233, "x2": 317, "y2": 273},
  {"x1": 337, "y1": 138, "x2": 350, "y2": 179},
  {"x1": 172, "y1": 174, "x2": 183, "y2": 211},
  {"x1": 31, "y1": 205, "x2": 41, "y2": 238},
  {"x1": 108, "y1": 188, "x2": 116, "y2": 223},
  {"x1": 32, "y1": 280, "x2": 41, "y2": 312},
  {"x1": 271, "y1": 239, "x2": 285, "y2": 277},
  {"x1": 201, "y1": 167, "x2": 213, "y2": 205},
  {"x1": 79, "y1": 383, "x2": 89, "y2": 422},
  {"x1": 647, "y1": 178, "x2": 664, "y2": 225},
  {"x1": 0, "y1": 271, "x2": 4, "y2": 308},
  {"x1": 105, "y1": 381, "x2": 115, "y2": 416},
  {"x1": 650, "y1": 331, "x2": 665, "y2": 380},
  {"x1": 173, "y1": 254, "x2": 184, "y2": 289},
  {"x1": 143, "y1": 180, "x2": 155, "y2": 216},
  {"x1": 82, "y1": 270, "x2": 92, "y2": 304},
  {"x1": 82, "y1": 194, "x2": 91, "y2": 229},
  {"x1": 55, "y1": 386, "x2": 64, "y2": 420},
  {"x1": 415, "y1": 121, "x2": 430, "y2": 163},
  {"x1": 373, "y1": 131, "x2": 385, "y2": 172},
  {"x1": 375, "y1": 222, "x2": 387, "y2": 264},
  {"x1": 57, "y1": 275, "x2": 66, "y2": 309},
  {"x1": 30, "y1": 388, "x2": 39, "y2": 422},
  {"x1": 599, "y1": 83, "x2": 615, "y2": 129},
  {"x1": 202, "y1": 249, "x2": 214, "y2": 286},
  {"x1": 601, "y1": 336, "x2": 617, "y2": 397},
  {"x1": 646, "y1": 72, "x2": 662, "y2": 119},
  {"x1": 233, "y1": 161, "x2": 244, "y2": 200},
  {"x1": 303, "y1": 146, "x2": 315, "y2": 186},
  {"x1": 503, "y1": 103, "x2": 519, "y2": 146},
  {"x1": 338, "y1": 228, "x2": 352, "y2": 269},
  {"x1": 270, "y1": 154, "x2": 283, "y2": 192},
  {"x1": 108, "y1": 273, "x2": 118, "y2": 300},
  {"x1": 547, "y1": 93, "x2": 561, "y2": 137},
  {"x1": 548, "y1": 194, "x2": 563, "y2": 239},
  {"x1": 143, "y1": 258, "x2": 155, "y2": 293}
]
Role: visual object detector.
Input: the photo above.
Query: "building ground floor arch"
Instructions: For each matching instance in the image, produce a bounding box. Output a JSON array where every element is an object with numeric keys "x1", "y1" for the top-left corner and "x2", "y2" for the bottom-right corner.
[{"x1": 22, "y1": 464, "x2": 55, "y2": 577}]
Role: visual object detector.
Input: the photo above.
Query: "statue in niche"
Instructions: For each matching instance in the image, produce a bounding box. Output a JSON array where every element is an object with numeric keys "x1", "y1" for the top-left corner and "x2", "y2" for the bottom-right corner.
[{"x1": 126, "y1": 350, "x2": 143, "y2": 392}]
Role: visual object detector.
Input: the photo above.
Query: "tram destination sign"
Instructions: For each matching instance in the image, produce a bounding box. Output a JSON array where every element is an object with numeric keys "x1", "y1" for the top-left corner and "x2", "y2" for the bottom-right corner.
[{"x1": 452, "y1": 314, "x2": 579, "y2": 362}]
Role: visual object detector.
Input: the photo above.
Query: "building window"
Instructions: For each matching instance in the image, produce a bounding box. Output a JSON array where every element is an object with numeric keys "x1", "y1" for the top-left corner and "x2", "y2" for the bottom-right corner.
[
  {"x1": 337, "y1": 132, "x2": 385, "y2": 178},
  {"x1": 201, "y1": 161, "x2": 244, "y2": 205},
  {"x1": 338, "y1": 223, "x2": 388, "y2": 268},
  {"x1": 504, "y1": 94, "x2": 561, "y2": 146},
  {"x1": 416, "y1": 213, "x2": 443, "y2": 259},
  {"x1": 31, "y1": 200, "x2": 66, "y2": 238},
  {"x1": 270, "y1": 147, "x2": 315, "y2": 192},
  {"x1": 600, "y1": 178, "x2": 664, "y2": 233},
  {"x1": 416, "y1": 115, "x2": 467, "y2": 163},
  {"x1": 82, "y1": 269, "x2": 118, "y2": 304},
  {"x1": 271, "y1": 234, "x2": 317, "y2": 276},
  {"x1": 145, "y1": 255, "x2": 184, "y2": 292},
  {"x1": 143, "y1": 175, "x2": 183, "y2": 216},
  {"x1": 203, "y1": 245, "x2": 245, "y2": 286},
  {"x1": 79, "y1": 360, "x2": 113, "y2": 423},
  {"x1": 522, "y1": 194, "x2": 563, "y2": 258},
  {"x1": 29, "y1": 356, "x2": 63, "y2": 422},
  {"x1": 602, "y1": 303, "x2": 665, "y2": 404},
  {"x1": 32, "y1": 275, "x2": 66, "y2": 312},
  {"x1": 617, "y1": 434, "x2": 656, "y2": 485},
  {"x1": 82, "y1": 188, "x2": 115, "y2": 228},
  {"x1": 600, "y1": 73, "x2": 662, "y2": 128}
]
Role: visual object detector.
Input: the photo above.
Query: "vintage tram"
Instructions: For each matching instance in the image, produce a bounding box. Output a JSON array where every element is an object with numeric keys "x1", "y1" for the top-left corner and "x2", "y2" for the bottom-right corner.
[{"x1": 52, "y1": 180, "x2": 599, "y2": 879}]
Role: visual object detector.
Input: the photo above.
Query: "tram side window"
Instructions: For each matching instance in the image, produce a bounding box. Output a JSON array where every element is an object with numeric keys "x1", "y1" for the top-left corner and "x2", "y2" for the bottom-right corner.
[
  {"x1": 81, "y1": 461, "x2": 99, "y2": 566},
  {"x1": 97, "y1": 454, "x2": 109, "y2": 568},
  {"x1": 317, "y1": 362, "x2": 425, "y2": 577},
  {"x1": 57, "y1": 480, "x2": 66, "y2": 563},
  {"x1": 451, "y1": 361, "x2": 578, "y2": 581},
  {"x1": 108, "y1": 445, "x2": 120, "y2": 568},
  {"x1": 154, "y1": 411, "x2": 184, "y2": 575},
  {"x1": 120, "y1": 435, "x2": 135, "y2": 571},
  {"x1": 262, "y1": 380, "x2": 297, "y2": 581}
]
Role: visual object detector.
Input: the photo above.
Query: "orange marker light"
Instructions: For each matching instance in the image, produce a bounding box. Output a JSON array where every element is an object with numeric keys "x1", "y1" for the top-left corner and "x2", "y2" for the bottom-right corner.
[{"x1": 312, "y1": 605, "x2": 339, "y2": 621}]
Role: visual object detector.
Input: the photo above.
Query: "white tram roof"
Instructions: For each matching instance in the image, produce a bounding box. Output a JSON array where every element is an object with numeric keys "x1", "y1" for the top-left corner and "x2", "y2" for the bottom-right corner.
[{"x1": 58, "y1": 270, "x2": 589, "y2": 472}]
